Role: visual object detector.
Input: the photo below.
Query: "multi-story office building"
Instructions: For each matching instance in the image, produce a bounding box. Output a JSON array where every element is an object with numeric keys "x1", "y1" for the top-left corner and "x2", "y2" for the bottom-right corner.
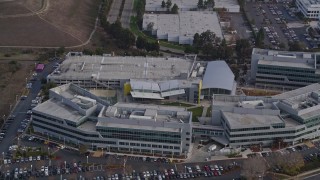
[
  {"x1": 250, "y1": 48, "x2": 320, "y2": 90},
  {"x1": 32, "y1": 83, "x2": 192, "y2": 156},
  {"x1": 48, "y1": 53, "x2": 236, "y2": 103},
  {"x1": 296, "y1": 0, "x2": 320, "y2": 19},
  {"x1": 211, "y1": 83, "x2": 320, "y2": 147}
]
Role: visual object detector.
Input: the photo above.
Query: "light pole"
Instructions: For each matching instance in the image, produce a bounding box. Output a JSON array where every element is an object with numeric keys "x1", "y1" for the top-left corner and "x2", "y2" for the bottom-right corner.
[
  {"x1": 278, "y1": 141, "x2": 281, "y2": 150},
  {"x1": 171, "y1": 151, "x2": 174, "y2": 159},
  {"x1": 86, "y1": 156, "x2": 88, "y2": 164},
  {"x1": 152, "y1": 149, "x2": 154, "y2": 157},
  {"x1": 64, "y1": 161, "x2": 66, "y2": 168},
  {"x1": 2, "y1": 152, "x2": 4, "y2": 162},
  {"x1": 25, "y1": 78, "x2": 28, "y2": 85},
  {"x1": 15, "y1": 95, "x2": 18, "y2": 102},
  {"x1": 9, "y1": 104, "x2": 12, "y2": 112},
  {"x1": 131, "y1": 147, "x2": 133, "y2": 154},
  {"x1": 108, "y1": 145, "x2": 110, "y2": 153},
  {"x1": 31, "y1": 164, "x2": 33, "y2": 171},
  {"x1": 101, "y1": 148, "x2": 104, "y2": 157}
]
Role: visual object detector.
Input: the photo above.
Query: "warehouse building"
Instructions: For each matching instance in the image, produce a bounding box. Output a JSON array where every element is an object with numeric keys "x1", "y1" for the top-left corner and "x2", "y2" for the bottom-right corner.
[
  {"x1": 250, "y1": 48, "x2": 320, "y2": 90},
  {"x1": 142, "y1": 11, "x2": 223, "y2": 45},
  {"x1": 145, "y1": 0, "x2": 240, "y2": 13}
]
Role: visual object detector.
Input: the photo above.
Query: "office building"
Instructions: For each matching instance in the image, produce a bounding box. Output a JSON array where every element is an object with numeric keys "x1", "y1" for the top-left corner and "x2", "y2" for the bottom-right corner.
[
  {"x1": 250, "y1": 48, "x2": 320, "y2": 90},
  {"x1": 32, "y1": 83, "x2": 192, "y2": 156},
  {"x1": 47, "y1": 54, "x2": 236, "y2": 103},
  {"x1": 207, "y1": 83, "x2": 320, "y2": 147},
  {"x1": 296, "y1": 0, "x2": 320, "y2": 19}
]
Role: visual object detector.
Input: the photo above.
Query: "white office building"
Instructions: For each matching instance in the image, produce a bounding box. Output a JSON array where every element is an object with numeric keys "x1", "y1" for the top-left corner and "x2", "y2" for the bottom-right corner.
[
  {"x1": 296, "y1": 0, "x2": 320, "y2": 19},
  {"x1": 32, "y1": 83, "x2": 192, "y2": 156}
]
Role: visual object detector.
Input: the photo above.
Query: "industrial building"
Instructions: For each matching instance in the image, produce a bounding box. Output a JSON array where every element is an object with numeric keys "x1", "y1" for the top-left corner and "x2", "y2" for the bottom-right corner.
[
  {"x1": 296, "y1": 0, "x2": 320, "y2": 19},
  {"x1": 250, "y1": 48, "x2": 320, "y2": 90},
  {"x1": 32, "y1": 83, "x2": 192, "y2": 156},
  {"x1": 142, "y1": 11, "x2": 223, "y2": 45},
  {"x1": 145, "y1": 0, "x2": 240, "y2": 13},
  {"x1": 47, "y1": 54, "x2": 236, "y2": 103}
]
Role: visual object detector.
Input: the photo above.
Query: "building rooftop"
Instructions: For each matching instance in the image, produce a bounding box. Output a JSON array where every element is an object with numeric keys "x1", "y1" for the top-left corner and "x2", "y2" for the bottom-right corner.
[
  {"x1": 143, "y1": 11, "x2": 223, "y2": 40},
  {"x1": 145, "y1": 0, "x2": 239, "y2": 11},
  {"x1": 101, "y1": 102, "x2": 191, "y2": 123},
  {"x1": 48, "y1": 56, "x2": 193, "y2": 81},
  {"x1": 33, "y1": 99, "x2": 84, "y2": 123},
  {"x1": 96, "y1": 121, "x2": 180, "y2": 132},
  {"x1": 273, "y1": 83, "x2": 320, "y2": 100},
  {"x1": 222, "y1": 111, "x2": 283, "y2": 129},
  {"x1": 258, "y1": 59, "x2": 314, "y2": 69},
  {"x1": 202, "y1": 61, "x2": 235, "y2": 91},
  {"x1": 298, "y1": 0, "x2": 320, "y2": 7}
]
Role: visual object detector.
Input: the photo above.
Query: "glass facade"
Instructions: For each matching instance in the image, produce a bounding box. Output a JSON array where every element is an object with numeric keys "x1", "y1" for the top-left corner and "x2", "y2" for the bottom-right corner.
[{"x1": 96, "y1": 127, "x2": 181, "y2": 144}]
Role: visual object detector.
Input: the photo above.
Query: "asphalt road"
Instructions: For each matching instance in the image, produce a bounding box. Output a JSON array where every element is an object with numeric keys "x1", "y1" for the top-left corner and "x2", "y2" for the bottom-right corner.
[
  {"x1": 120, "y1": 0, "x2": 134, "y2": 29},
  {"x1": 0, "y1": 59, "x2": 57, "y2": 154},
  {"x1": 107, "y1": 0, "x2": 122, "y2": 24}
]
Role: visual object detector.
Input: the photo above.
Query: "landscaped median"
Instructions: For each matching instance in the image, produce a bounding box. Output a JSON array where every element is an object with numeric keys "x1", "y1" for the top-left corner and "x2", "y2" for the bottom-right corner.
[{"x1": 130, "y1": 16, "x2": 185, "y2": 51}]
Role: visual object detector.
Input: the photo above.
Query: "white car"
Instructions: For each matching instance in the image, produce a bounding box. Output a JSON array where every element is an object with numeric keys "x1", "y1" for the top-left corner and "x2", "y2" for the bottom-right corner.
[
  {"x1": 37, "y1": 156, "x2": 41, "y2": 161},
  {"x1": 3, "y1": 159, "x2": 7, "y2": 164}
]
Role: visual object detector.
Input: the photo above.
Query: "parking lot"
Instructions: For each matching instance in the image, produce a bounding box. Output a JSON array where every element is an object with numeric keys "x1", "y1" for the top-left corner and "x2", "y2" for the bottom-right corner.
[{"x1": 244, "y1": 1, "x2": 310, "y2": 50}]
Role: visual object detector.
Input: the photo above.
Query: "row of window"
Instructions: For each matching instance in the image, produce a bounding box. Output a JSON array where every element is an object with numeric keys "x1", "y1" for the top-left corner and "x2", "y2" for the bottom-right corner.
[
  {"x1": 256, "y1": 76, "x2": 284, "y2": 81},
  {"x1": 257, "y1": 70, "x2": 319, "y2": 79},
  {"x1": 32, "y1": 118, "x2": 99, "y2": 137},
  {"x1": 256, "y1": 81, "x2": 303, "y2": 87},
  {"x1": 119, "y1": 142, "x2": 181, "y2": 150},
  {"x1": 96, "y1": 127, "x2": 181, "y2": 138},
  {"x1": 100, "y1": 134, "x2": 181, "y2": 144},
  {"x1": 32, "y1": 123, "x2": 115, "y2": 144},
  {"x1": 257, "y1": 65, "x2": 315, "y2": 73}
]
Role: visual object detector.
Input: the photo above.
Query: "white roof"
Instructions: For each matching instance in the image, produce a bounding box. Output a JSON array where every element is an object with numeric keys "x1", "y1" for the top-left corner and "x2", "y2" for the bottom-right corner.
[
  {"x1": 130, "y1": 91, "x2": 164, "y2": 99},
  {"x1": 202, "y1": 61, "x2": 235, "y2": 91},
  {"x1": 143, "y1": 11, "x2": 223, "y2": 41},
  {"x1": 130, "y1": 79, "x2": 160, "y2": 91}
]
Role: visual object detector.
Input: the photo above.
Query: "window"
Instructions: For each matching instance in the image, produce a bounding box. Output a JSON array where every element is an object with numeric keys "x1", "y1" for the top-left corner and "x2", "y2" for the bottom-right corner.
[
  {"x1": 186, "y1": 132, "x2": 190, "y2": 135},
  {"x1": 186, "y1": 138, "x2": 190, "y2": 141},
  {"x1": 186, "y1": 144, "x2": 190, "y2": 146}
]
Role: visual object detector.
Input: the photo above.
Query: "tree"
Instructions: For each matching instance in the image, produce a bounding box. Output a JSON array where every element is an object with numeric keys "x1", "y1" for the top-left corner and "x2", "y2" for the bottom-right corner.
[
  {"x1": 161, "y1": 0, "x2": 166, "y2": 8},
  {"x1": 166, "y1": 0, "x2": 172, "y2": 10},
  {"x1": 235, "y1": 39, "x2": 252, "y2": 59},
  {"x1": 202, "y1": 43, "x2": 214, "y2": 57},
  {"x1": 242, "y1": 156, "x2": 267, "y2": 180},
  {"x1": 171, "y1": 4, "x2": 179, "y2": 14},
  {"x1": 289, "y1": 41, "x2": 304, "y2": 51},
  {"x1": 255, "y1": 27, "x2": 265, "y2": 48},
  {"x1": 193, "y1": 33, "x2": 201, "y2": 48},
  {"x1": 79, "y1": 144, "x2": 88, "y2": 155},
  {"x1": 136, "y1": 36, "x2": 147, "y2": 49},
  {"x1": 146, "y1": 22, "x2": 154, "y2": 31},
  {"x1": 268, "y1": 152, "x2": 304, "y2": 176},
  {"x1": 197, "y1": 0, "x2": 203, "y2": 9},
  {"x1": 279, "y1": 42, "x2": 286, "y2": 49}
]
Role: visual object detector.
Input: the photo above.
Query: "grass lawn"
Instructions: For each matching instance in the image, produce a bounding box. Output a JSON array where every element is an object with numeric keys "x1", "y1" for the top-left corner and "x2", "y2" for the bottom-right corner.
[
  {"x1": 161, "y1": 102, "x2": 194, "y2": 107},
  {"x1": 130, "y1": 16, "x2": 185, "y2": 51},
  {"x1": 188, "y1": 106, "x2": 204, "y2": 122}
]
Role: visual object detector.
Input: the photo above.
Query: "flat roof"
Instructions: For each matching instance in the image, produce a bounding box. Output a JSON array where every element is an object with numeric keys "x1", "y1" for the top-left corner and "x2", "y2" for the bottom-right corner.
[
  {"x1": 102, "y1": 102, "x2": 191, "y2": 123},
  {"x1": 143, "y1": 11, "x2": 223, "y2": 40},
  {"x1": 202, "y1": 61, "x2": 235, "y2": 91},
  {"x1": 33, "y1": 99, "x2": 84, "y2": 123},
  {"x1": 272, "y1": 83, "x2": 320, "y2": 99},
  {"x1": 258, "y1": 59, "x2": 314, "y2": 69},
  {"x1": 222, "y1": 111, "x2": 283, "y2": 129},
  {"x1": 96, "y1": 121, "x2": 180, "y2": 132},
  {"x1": 48, "y1": 56, "x2": 193, "y2": 81},
  {"x1": 145, "y1": 0, "x2": 239, "y2": 11}
]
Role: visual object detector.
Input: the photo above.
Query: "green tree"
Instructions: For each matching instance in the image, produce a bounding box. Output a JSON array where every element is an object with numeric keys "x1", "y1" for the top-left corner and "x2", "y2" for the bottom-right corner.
[
  {"x1": 166, "y1": 0, "x2": 172, "y2": 10},
  {"x1": 193, "y1": 33, "x2": 201, "y2": 48},
  {"x1": 202, "y1": 43, "x2": 214, "y2": 57},
  {"x1": 136, "y1": 36, "x2": 147, "y2": 49},
  {"x1": 289, "y1": 41, "x2": 304, "y2": 51},
  {"x1": 279, "y1": 42, "x2": 286, "y2": 49},
  {"x1": 197, "y1": 0, "x2": 203, "y2": 9},
  {"x1": 235, "y1": 39, "x2": 251, "y2": 59},
  {"x1": 161, "y1": 0, "x2": 166, "y2": 8},
  {"x1": 255, "y1": 27, "x2": 265, "y2": 48},
  {"x1": 242, "y1": 156, "x2": 267, "y2": 180},
  {"x1": 171, "y1": 4, "x2": 179, "y2": 14},
  {"x1": 79, "y1": 144, "x2": 88, "y2": 155}
]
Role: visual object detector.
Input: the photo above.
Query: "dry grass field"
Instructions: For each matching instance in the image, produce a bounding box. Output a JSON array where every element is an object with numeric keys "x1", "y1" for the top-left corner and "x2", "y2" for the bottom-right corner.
[
  {"x1": 0, "y1": 0, "x2": 100, "y2": 47},
  {"x1": 0, "y1": 60, "x2": 34, "y2": 117}
]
